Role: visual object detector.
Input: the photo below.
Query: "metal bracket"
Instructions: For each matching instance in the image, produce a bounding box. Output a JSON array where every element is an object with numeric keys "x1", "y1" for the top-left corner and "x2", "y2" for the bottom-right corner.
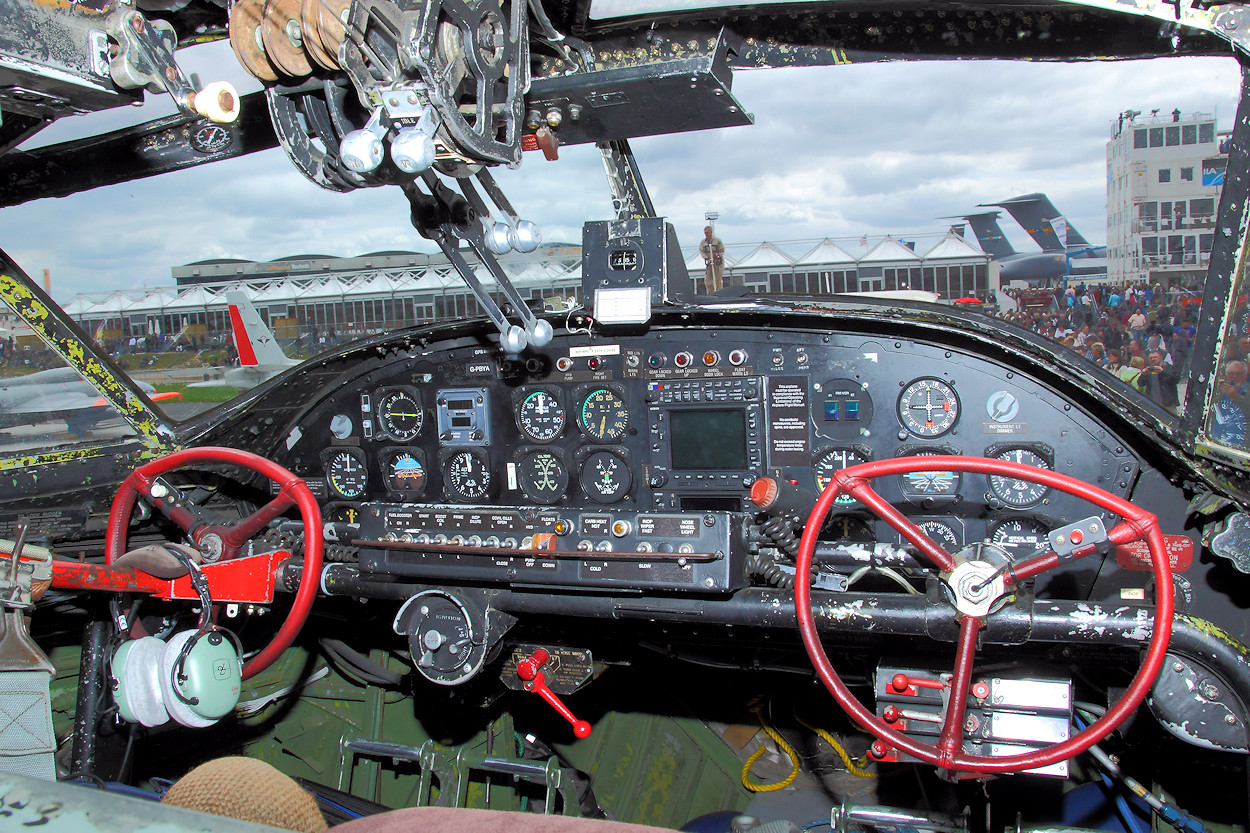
[
  {"x1": 106, "y1": 10, "x2": 239, "y2": 123},
  {"x1": 597, "y1": 139, "x2": 657, "y2": 221}
]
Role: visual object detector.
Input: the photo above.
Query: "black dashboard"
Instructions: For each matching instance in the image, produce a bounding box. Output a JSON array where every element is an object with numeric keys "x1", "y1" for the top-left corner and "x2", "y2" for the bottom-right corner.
[{"x1": 266, "y1": 317, "x2": 1153, "y2": 614}]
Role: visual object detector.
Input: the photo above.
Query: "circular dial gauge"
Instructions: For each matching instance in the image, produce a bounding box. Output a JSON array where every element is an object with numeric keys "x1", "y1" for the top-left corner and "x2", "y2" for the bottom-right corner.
[
  {"x1": 517, "y1": 390, "x2": 566, "y2": 442},
  {"x1": 376, "y1": 388, "x2": 424, "y2": 441},
  {"x1": 827, "y1": 516, "x2": 875, "y2": 542},
  {"x1": 581, "y1": 450, "x2": 632, "y2": 504},
  {"x1": 900, "y1": 450, "x2": 962, "y2": 502},
  {"x1": 325, "y1": 448, "x2": 368, "y2": 499},
  {"x1": 516, "y1": 450, "x2": 569, "y2": 504},
  {"x1": 383, "y1": 450, "x2": 427, "y2": 496},
  {"x1": 897, "y1": 378, "x2": 960, "y2": 438},
  {"x1": 988, "y1": 517, "x2": 1050, "y2": 561},
  {"x1": 443, "y1": 450, "x2": 492, "y2": 502},
  {"x1": 913, "y1": 519, "x2": 961, "y2": 552},
  {"x1": 988, "y1": 447, "x2": 1052, "y2": 508},
  {"x1": 580, "y1": 388, "x2": 629, "y2": 442},
  {"x1": 813, "y1": 447, "x2": 871, "y2": 505}
]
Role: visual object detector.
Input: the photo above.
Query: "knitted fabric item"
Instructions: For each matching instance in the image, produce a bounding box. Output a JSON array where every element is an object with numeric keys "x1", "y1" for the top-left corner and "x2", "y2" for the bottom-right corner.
[{"x1": 162, "y1": 756, "x2": 328, "y2": 832}]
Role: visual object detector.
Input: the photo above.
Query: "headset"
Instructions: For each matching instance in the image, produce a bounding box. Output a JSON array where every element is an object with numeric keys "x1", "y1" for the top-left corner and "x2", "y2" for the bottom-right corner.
[{"x1": 109, "y1": 546, "x2": 243, "y2": 728}]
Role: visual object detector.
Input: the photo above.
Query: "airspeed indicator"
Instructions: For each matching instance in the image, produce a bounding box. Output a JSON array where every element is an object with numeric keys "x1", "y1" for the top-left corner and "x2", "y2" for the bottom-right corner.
[{"x1": 324, "y1": 448, "x2": 368, "y2": 499}]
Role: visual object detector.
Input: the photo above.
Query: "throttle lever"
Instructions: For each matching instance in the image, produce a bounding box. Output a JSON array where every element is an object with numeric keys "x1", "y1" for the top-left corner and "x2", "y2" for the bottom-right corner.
[{"x1": 516, "y1": 649, "x2": 592, "y2": 739}]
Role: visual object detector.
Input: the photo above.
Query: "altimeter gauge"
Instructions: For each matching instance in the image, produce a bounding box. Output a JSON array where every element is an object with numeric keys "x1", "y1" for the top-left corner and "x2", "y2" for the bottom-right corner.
[
  {"x1": 443, "y1": 449, "x2": 492, "y2": 502},
  {"x1": 987, "y1": 445, "x2": 1052, "y2": 508},
  {"x1": 516, "y1": 450, "x2": 569, "y2": 504}
]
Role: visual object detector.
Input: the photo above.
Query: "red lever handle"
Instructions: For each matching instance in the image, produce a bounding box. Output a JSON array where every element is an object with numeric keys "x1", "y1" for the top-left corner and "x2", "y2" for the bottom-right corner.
[
  {"x1": 890, "y1": 673, "x2": 947, "y2": 694},
  {"x1": 517, "y1": 649, "x2": 592, "y2": 739}
]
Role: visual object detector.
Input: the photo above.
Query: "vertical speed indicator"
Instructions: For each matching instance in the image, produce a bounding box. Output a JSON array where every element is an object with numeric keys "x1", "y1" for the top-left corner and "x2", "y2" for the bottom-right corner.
[{"x1": 897, "y1": 378, "x2": 960, "y2": 438}]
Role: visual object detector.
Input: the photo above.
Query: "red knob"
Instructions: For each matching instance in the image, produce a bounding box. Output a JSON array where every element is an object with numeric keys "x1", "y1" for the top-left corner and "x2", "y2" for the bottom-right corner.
[
  {"x1": 882, "y1": 705, "x2": 902, "y2": 724},
  {"x1": 891, "y1": 673, "x2": 911, "y2": 693},
  {"x1": 869, "y1": 740, "x2": 891, "y2": 760}
]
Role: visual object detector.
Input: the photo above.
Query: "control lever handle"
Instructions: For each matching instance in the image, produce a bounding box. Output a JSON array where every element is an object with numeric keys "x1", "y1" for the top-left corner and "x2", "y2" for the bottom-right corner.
[{"x1": 516, "y1": 649, "x2": 592, "y2": 739}]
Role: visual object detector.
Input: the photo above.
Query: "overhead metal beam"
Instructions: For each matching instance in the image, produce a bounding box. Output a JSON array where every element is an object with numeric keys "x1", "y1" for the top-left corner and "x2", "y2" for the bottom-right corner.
[{"x1": 0, "y1": 89, "x2": 277, "y2": 208}]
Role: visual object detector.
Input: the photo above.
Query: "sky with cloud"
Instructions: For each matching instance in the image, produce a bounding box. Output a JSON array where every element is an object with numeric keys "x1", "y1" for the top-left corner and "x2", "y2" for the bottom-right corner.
[{"x1": 1, "y1": 44, "x2": 1241, "y2": 303}]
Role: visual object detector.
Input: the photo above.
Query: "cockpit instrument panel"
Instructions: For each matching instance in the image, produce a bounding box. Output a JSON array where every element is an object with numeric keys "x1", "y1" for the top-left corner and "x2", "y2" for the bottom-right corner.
[{"x1": 283, "y1": 320, "x2": 1142, "y2": 597}]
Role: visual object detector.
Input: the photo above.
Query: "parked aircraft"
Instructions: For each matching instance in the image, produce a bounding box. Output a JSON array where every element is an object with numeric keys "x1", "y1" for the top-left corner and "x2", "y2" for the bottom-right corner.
[
  {"x1": 189, "y1": 291, "x2": 300, "y2": 390},
  {"x1": 0, "y1": 366, "x2": 179, "y2": 436},
  {"x1": 958, "y1": 195, "x2": 1106, "y2": 284}
]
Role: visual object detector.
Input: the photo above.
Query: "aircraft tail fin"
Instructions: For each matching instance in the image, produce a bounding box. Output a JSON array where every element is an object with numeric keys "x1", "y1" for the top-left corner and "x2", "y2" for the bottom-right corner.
[
  {"x1": 956, "y1": 211, "x2": 1017, "y2": 260},
  {"x1": 989, "y1": 193, "x2": 1090, "y2": 252},
  {"x1": 225, "y1": 291, "x2": 292, "y2": 367}
]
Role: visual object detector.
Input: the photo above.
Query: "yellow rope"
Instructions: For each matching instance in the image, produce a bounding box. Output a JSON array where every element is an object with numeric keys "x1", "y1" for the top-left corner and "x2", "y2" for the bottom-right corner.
[
  {"x1": 796, "y1": 715, "x2": 878, "y2": 778},
  {"x1": 741, "y1": 700, "x2": 801, "y2": 792}
]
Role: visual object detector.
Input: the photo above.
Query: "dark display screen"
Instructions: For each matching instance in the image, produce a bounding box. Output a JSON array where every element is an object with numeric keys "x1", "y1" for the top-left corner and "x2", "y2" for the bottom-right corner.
[{"x1": 669, "y1": 409, "x2": 748, "y2": 470}]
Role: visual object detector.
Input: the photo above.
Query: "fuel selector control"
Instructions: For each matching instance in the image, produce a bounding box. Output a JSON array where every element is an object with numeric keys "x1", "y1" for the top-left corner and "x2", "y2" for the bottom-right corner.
[{"x1": 394, "y1": 590, "x2": 488, "y2": 685}]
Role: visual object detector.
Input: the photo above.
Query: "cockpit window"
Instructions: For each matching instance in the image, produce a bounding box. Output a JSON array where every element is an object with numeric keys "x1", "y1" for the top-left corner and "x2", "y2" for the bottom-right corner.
[
  {"x1": 0, "y1": 296, "x2": 144, "y2": 454},
  {"x1": 1205, "y1": 257, "x2": 1250, "y2": 454}
]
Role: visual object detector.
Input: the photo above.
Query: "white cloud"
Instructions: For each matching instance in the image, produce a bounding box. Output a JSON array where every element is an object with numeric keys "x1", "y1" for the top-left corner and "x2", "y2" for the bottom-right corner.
[{"x1": 1, "y1": 51, "x2": 1240, "y2": 301}]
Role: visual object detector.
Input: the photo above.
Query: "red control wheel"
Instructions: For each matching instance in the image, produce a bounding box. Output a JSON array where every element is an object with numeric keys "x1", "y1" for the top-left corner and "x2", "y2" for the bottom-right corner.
[
  {"x1": 105, "y1": 447, "x2": 323, "y2": 680},
  {"x1": 794, "y1": 455, "x2": 1172, "y2": 774}
]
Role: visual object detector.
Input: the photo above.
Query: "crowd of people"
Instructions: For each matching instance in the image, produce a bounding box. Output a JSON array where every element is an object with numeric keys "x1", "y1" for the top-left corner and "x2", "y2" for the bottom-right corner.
[
  {"x1": 989, "y1": 280, "x2": 1248, "y2": 449},
  {"x1": 992, "y1": 282, "x2": 1201, "y2": 414}
]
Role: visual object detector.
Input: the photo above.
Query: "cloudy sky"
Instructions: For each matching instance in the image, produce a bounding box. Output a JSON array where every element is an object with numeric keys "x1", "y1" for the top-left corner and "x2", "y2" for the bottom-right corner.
[{"x1": 1, "y1": 45, "x2": 1241, "y2": 302}]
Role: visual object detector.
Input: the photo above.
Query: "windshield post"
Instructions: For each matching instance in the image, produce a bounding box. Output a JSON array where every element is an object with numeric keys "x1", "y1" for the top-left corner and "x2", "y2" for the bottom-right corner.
[{"x1": 1183, "y1": 57, "x2": 1250, "y2": 451}]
